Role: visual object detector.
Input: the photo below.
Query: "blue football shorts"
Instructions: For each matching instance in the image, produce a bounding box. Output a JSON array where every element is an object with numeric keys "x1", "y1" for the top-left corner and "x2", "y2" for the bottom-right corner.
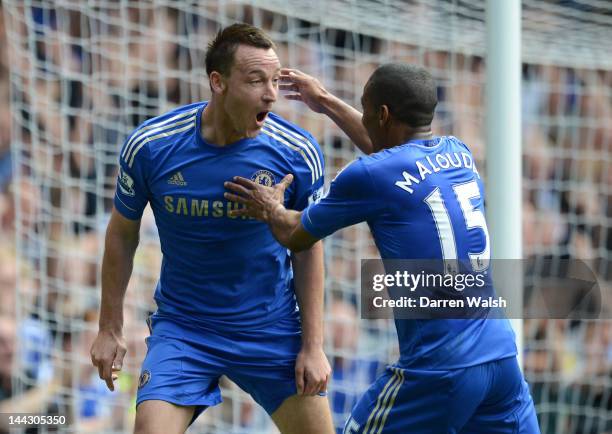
[
  {"x1": 343, "y1": 356, "x2": 540, "y2": 434},
  {"x1": 136, "y1": 313, "x2": 302, "y2": 422}
]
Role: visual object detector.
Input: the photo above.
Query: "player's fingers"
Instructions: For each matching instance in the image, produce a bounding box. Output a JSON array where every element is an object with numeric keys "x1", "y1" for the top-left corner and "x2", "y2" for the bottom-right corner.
[
  {"x1": 279, "y1": 74, "x2": 293, "y2": 83},
  {"x1": 311, "y1": 373, "x2": 323, "y2": 396},
  {"x1": 283, "y1": 93, "x2": 303, "y2": 101},
  {"x1": 99, "y1": 359, "x2": 114, "y2": 391},
  {"x1": 315, "y1": 372, "x2": 326, "y2": 395},
  {"x1": 323, "y1": 372, "x2": 330, "y2": 393},
  {"x1": 231, "y1": 176, "x2": 259, "y2": 189},
  {"x1": 104, "y1": 360, "x2": 115, "y2": 391},
  {"x1": 279, "y1": 83, "x2": 298, "y2": 92},
  {"x1": 224, "y1": 181, "x2": 251, "y2": 197},
  {"x1": 228, "y1": 209, "x2": 249, "y2": 218},
  {"x1": 90, "y1": 342, "x2": 103, "y2": 366},
  {"x1": 313, "y1": 367, "x2": 328, "y2": 395},
  {"x1": 112, "y1": 346, "x2": 127, "y2": 372},
  {"x1": 304, "y1": 370, "x2": 319, "y2": 396},
  {"x1": 105, "y1": 377, "x2": 114, "y2": 391},
  {"x1": 94, "y1": 352, "x2": 106, "y2": 377},
  {"x1": 96, "y1": 362, "x2": 104, "y2": 381},
  {"x1": 295, "y1": 366, "x2": 305, "y2": 395},
  {"x1": 229, "y1": 205, "x2": 249, "y2": 215},
  {"x1": 285, "y1": 69, "x2": 307, "y2": 82},
  {"x1": 317, "y1": 381, "x2": 325, "y2": 396},
  {"x1": 303, "y1": 379, "x2": 314, "y2": 396},
  {"x1": 279, "y1": 75, "x2": 293, "y2": 85},
  {"x1": 278, "y1": 174, "x2": 294, "y2": 191},
  {"x1": 224, "y1": 192, "x2": 249, "y2": 205},
  {"x1": 280, "y1": 67, "x2": 299, "y2": 77},
  {"x1": 308, "y1": 376, "x2": 319, "y2": 396}
]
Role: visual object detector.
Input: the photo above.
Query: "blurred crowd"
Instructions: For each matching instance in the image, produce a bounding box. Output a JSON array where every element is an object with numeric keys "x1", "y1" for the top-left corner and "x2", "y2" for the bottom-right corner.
[{"x1": 0, "y1": 2, "x2": 610, "y2": 433}]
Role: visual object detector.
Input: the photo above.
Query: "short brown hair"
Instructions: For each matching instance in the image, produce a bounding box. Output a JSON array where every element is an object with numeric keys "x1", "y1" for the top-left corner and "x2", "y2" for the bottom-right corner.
[{"x1": 205, "y1": 23, "x2": 275, "y2": 77}]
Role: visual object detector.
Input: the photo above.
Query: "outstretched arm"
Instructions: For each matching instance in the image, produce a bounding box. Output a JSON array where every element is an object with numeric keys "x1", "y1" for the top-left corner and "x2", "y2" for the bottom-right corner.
[
  {"x1": 263, "y1": 203, "x2": 318, "y2": 252},
  {"x1": 224, "y1": 175, "x2": 319, "y2": 252},
  {"x1": 280, "y1": 68, "x2": 374, "y2": 155}
]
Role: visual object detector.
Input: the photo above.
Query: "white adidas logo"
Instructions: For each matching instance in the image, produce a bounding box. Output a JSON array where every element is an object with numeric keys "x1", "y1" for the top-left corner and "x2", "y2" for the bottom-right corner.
[{"x1": 167, "y1": 171, "x2": 187, "y2": 186}]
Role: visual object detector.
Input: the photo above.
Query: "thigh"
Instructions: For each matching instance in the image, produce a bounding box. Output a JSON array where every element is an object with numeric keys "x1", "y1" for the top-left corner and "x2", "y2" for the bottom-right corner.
[
  {"x1": 134, "y1": 400, "x2": 194, "y2": 434},
  {"x1": 343, "y1": 366, "x2": 457, "y2": 434},
  {"x1": 136, "y1": 321, "x2": 224, "y2": 418},
  {"x1": 230, "y1": 363, "x2": 334, "y2": 434},
  {"x1": 271, "y1": 394, "x2": 334, "y2": 434}
]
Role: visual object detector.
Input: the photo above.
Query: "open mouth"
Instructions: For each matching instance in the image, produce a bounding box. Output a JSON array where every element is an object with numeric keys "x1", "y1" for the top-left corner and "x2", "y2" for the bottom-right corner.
[{"x1": 255, "y1": 111, "x2": 269, "y2": 125}]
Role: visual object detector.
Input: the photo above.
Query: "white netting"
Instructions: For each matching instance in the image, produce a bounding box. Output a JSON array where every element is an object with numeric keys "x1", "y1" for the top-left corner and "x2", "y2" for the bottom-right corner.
[{"x1": 1, "y1": 1, "x2": 610, "y2": 433}]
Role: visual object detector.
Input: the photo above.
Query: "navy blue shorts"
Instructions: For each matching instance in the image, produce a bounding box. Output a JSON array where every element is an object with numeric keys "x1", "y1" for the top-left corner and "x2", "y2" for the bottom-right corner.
[
  {"x1": 343, "y1": 356, "x2": 540, "y2": 434},
  {"x1": 136, "y1": 314, "x2": 301, "y2": 421}
]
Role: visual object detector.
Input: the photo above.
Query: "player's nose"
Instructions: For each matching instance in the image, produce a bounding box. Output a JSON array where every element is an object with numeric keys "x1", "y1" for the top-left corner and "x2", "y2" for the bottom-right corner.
[{"x1": 262, "y1": 81, "x2": 277, "y2": 103}]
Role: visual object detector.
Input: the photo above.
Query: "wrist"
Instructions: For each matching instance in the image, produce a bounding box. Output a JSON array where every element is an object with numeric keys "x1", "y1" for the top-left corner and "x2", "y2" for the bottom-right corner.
[
  {"x1": 265, "y1": 202, "x2": 285, "y2": 223},
  {"x1": 98, "y1": 321, "x2": 123, "y2": 336},
  {"x1": 301, "y1": 339, "x2": 324, "y2": 351},
  {"x1": 319, "y1": 91, "x2": 336, "y2": 116}
]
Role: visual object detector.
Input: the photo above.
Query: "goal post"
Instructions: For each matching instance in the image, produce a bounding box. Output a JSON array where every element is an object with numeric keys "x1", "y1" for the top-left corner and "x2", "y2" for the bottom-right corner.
[{"x1": 485, "y1": 0, "x2": 523, "y2": 363}]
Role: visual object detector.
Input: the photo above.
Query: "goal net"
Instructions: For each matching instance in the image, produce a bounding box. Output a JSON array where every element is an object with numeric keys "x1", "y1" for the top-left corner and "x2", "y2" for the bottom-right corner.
[{"x1": 2, "y1": 1, "x2": 611, "y2": 433}]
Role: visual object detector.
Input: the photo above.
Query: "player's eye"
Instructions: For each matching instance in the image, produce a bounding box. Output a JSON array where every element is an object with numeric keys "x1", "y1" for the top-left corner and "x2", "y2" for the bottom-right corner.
[{"x1": 250, "y1": 79, "x2": 263, "y2": 85}]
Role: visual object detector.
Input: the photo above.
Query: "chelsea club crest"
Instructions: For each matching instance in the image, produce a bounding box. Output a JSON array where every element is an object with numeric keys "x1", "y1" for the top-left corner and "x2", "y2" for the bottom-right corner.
[
  {"x1": 138, "y1": 370, "x2": 151, "y2": 389},
  {"x1": 251, "y1": 170, "x2": 276, "y2": 187}
]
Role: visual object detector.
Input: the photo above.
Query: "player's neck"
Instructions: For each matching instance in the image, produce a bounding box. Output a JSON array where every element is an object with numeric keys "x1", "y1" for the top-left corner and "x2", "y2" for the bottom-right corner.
[
  {"x1": 386, "y1": 125, "x2": 433, "y2": 148},
  {"x1": 408, "y1": 127, "x2": 434, "y2": 142},
  {"x1": 200, "y1": 100, "x2": 244, "y2": 146}
]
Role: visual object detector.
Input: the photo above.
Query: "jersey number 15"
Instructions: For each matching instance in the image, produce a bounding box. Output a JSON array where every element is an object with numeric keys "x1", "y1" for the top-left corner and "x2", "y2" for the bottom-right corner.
[{"x1": 424, "y1": 180, "x2": 490, "y2": 273}]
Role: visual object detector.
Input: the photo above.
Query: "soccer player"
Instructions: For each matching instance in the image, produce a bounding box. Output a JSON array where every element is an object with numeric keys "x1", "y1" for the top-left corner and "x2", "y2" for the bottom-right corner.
[
  {"x1": 224, "y1": 64, "x2": 541, "y2": 433},
  {"x1": 90, "y1": 24, "x2": 334, "y2": 434}
]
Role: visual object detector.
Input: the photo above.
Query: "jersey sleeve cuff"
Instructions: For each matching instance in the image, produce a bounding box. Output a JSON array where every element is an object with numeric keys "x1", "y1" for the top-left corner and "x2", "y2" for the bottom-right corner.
[
  {"x1": 114, "y1": 193, "x2": 144, "y2": 220},
  {"x1": 300, "y1": 206, "x2": 324, "y2": 239}
]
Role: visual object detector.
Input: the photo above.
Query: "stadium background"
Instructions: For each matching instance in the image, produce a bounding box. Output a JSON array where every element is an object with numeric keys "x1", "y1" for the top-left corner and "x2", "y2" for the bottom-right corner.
[{"x1": 0, "y1": 1, "x2": 610, "y2": 433}]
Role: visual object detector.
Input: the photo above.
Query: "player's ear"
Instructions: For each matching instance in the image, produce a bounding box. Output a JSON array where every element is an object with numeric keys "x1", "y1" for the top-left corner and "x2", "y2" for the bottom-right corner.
[
  {"x1": 379, "y1": 105, "x2": 391, "y2": 127},
  {"x1": 209, "y1": 71, "x2": 227, "y2": 94}
]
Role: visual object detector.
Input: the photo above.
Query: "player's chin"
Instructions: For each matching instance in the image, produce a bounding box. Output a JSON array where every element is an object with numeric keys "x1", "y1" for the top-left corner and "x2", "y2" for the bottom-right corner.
[
  {"x1": 247, "y1": 122, "x2": 266, "y2": 137},
  {"x1": 246, "y1": 125, "x2": 264, "y2": 138}
]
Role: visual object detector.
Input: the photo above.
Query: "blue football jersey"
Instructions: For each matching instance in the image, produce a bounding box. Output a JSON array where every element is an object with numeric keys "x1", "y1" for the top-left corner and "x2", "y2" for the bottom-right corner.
[
  {"x1": 114, "y1": 102, "x2": 325, "y2": 331},
  {"x1": 302, "y1": 136, "x2": 516, "y2": 369}
]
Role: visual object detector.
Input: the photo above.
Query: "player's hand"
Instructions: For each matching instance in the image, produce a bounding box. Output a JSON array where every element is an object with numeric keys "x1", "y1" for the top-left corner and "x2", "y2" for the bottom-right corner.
[
  {"x1": 295, "y1": 346, "x2": 331, "y2": 396},
  {"x1": 90, "y1": 329, "x2": 127, "y2": 391},
  {"x1": 224, "y1": 174, "x2": 294, "y2": 221},
  {"x1": 280, "y1": 68, "x2": 330, "y2": 113}
]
